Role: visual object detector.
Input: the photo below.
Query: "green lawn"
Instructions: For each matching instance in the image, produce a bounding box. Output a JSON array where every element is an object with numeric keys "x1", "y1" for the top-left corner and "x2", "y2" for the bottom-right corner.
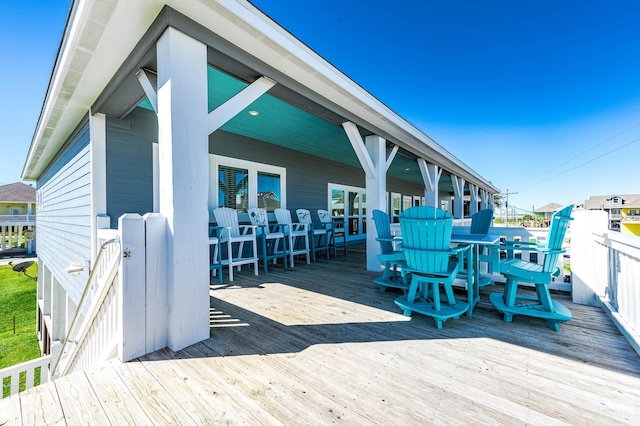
[
  {"x1": 1, "y1": 261, "x2": 41, "y2": 397},
  {"x1": 0, "y1": 262, "x2": 40, "y2": 369}
]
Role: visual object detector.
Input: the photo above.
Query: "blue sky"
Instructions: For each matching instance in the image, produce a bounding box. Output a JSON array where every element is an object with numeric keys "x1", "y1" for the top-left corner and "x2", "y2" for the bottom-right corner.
[{"x1": 2, "y1": 1, "x2": 640, "y2": 212}]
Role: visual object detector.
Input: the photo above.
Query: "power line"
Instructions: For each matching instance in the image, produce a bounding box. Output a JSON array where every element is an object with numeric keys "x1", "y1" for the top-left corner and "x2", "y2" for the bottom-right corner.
[
  {"x1": 515, "y1": 121, "x2": 640, "y2": 190},
  {"x1": 516, "y1": 134, "x2": 640, "y2": 190}
]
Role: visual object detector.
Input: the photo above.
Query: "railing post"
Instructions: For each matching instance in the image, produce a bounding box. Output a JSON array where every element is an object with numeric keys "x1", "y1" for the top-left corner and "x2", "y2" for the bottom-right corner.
[
  {"x1": 118, "y1": 214, "x2": 146, "y2": 362},
  {"x1": 571, "y1": 210, "x2": 608, "y2": 306},
  {"x1": 143, "y1": 213, "x2": 168, "y2": 353}
]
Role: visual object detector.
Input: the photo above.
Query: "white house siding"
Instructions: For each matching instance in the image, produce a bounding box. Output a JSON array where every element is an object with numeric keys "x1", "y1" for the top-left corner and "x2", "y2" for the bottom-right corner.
[
  {"x1": 106, "y1": 108, "x2": 156, "y2": 228},
  {"x1": 36, "y1": 119, "x2": 92, "y2": 306}
]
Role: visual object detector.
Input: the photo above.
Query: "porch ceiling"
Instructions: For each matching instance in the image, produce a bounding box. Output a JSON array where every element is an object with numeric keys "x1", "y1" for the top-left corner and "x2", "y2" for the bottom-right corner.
[{"x1": 137, "y1": 66, "x2": 441, "y2": 188}]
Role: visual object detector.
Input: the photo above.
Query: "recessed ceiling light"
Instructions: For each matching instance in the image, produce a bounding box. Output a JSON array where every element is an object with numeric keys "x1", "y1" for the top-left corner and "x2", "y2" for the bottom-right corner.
[
  {"x1": 248, "y1": 110, "x2": 260, "y2": 116},
  {"x1": 405, "y1": 168, "x2": 410, "y2": 171}
]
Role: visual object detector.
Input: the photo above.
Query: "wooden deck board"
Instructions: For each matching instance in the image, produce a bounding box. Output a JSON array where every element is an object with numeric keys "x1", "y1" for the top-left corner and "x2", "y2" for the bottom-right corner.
[
  {"x1": 2, "y1": 248, "x2": 640, "y2": 424},
  {"x1": 52, "y1": 372, "x2": 111, "y2": 425}
]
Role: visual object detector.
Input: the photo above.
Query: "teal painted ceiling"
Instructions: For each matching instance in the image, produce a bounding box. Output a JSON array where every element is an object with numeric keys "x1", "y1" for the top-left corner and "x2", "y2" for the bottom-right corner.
[{"x1": 140, "y1": 67, "x2": 426, "y2": 185}]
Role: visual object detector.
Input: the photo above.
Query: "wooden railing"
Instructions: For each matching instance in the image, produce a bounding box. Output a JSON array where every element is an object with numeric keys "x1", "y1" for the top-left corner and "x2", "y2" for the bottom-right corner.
[
  {"x1": 51, "y1": 232, "x2": 121, "y2": 378},
  {"x1": 1, "y1": 356, "x2": 51, "y2": 399}
]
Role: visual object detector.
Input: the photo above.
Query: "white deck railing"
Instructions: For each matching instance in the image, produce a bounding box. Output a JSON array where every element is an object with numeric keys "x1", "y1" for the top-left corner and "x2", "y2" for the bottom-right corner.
[
  {"x1": 51, "y1": 230, "x2": 121, "y2": 378},
  {"x1": 0, "y1": 214, "x2": 36, "y2": 223},
  {"x1": 571, "y1": 210, "x2": 640, "y2": 356},
  {"x1": 1, "y1": 355, "x2": 51, "y2": 399}
]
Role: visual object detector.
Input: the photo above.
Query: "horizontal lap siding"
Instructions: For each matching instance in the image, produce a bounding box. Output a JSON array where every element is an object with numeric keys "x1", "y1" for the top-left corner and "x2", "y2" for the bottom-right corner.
[
  {"x1": 36, "y1": 120, "x2": 91, "y2": 305},
  {"x1": 106, "y1": 108, "x2": 156, "y2": 228},
  {"x1": 210, "y1": 130, "x2": 425, "y2": 214}
]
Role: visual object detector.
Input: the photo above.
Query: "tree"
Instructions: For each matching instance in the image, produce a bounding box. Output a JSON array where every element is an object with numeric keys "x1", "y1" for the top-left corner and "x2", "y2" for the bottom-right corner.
[{"x1": 493, "y1": 194, "x2": 504, "y2": 210}]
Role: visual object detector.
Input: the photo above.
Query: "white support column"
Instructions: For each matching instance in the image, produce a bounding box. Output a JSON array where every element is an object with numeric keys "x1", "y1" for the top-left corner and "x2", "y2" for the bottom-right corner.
[
  {"x1": 90, "y1": 112, "x2": 107, "y2": 263},
  {"x1": 8, "y1": 226, "x2": 13, "y2": 249},
  {"x1": 117, "y1": 214, "x2": 146, "y2": 362},
  {"x1": 365, "y1": 135, "x2": 388, "y2": 271},
  {"x1": 343, "y1": 122, "x2": 392, "y2": 271},
  {"x1": 469, "y1": 184, "x2": 479, "y2": 216},
  {"x1": 451, "y1": 175, "x2": 465, "y2": 219},
  {"x1": 1, "y1": 226, "x2": 5, "y2": 251},
  {"x1": 157, "y1": 27, "x2": 210, "y2": 351},
  {"x1": 481, "y1": 190, "x2": 490, "y2": 211},
  {"x1": 418, "y1": 159, "x2": 442, "y2": 208}
]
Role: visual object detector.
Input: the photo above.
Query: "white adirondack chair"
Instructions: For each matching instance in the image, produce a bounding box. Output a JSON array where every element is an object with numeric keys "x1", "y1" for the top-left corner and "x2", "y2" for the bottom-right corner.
[
  {"x1": 296, "y1": 209, "x2": 330, "y2": 262},
  {"x1": 247, "y1": 208, "x2": 288, "y2": 272},
  {"x1": 274, "y1": 208, "x2": 310, "y2": 266},
  {"x1": 317, "y1": 209, "x2": 348, "y2": 258},
  {"x1": 213, "y1": 207, "x2": 258, "y2": 281}
]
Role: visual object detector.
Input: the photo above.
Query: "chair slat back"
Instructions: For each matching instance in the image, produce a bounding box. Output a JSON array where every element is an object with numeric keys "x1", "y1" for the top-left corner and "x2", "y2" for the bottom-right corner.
[
  {"x1": 296, "y1": 209, "x2": 312, "y2": 225},
  {"x1": 274, "y1": 208, "x2": 293, "y2": 225},
  {"x1": 372, "y1": 210, "x2": 394, "y2": 254},
  {"x1": 248, "y1": 208, "x2": 269, "y2": 235},
  {"x1": 317, "y1": 209, "x2": 331, "y2": 224},
  {"x1": 399, "y1": 206, "x2": 453, "y2": 274},
  {"x1": 213, "y1": 207, "x2": 240, "y2": 239},
  {"x1": 542, "y1": 204, "x2": 574, "y2": 273},
  {"x1": 470, "y1": 209, "x2": 494, "y2": 235}
]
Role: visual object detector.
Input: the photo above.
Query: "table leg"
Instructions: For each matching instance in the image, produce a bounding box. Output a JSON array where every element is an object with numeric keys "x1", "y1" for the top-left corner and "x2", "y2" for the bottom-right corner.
[
  {"x1": 467, "y1": 243, "x2": 482, "y2": 317},
  {"x1": 466, "y1": 244, "x2": 475, "y2": 317}
]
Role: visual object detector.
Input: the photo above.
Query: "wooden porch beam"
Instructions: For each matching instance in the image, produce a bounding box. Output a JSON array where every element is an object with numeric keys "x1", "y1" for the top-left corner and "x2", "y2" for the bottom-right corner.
[
  {"x1": 208, "y1": 76, "x2": 276, "y2": 134},
  {"x1": 417, "y1": 159, "x2": 442, "y2": 192},
  {"x1": 342, "y1": 121, "x2": 377, "y2": 178},
  {"x1": 135, "y1": 68, "x2": 158, "y2": 113},
  {"x1": 385, "y1": 145, "x2": 399, "y2": 172}
]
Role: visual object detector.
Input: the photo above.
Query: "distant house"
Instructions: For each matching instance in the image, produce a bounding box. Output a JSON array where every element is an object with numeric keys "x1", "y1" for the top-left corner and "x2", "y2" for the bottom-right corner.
[
  {"x1": 0, "y1": 182, "x2": 36, "y2": 252},
  {"x1": 22, "y1": 0, "x2": 499, "y2": 361},
  {"x1": 582, "y1": 194, "x2": 640, "y2": 232},
  {"x1": 534, "y1": 203, "x2": 563, "y2": 227}
]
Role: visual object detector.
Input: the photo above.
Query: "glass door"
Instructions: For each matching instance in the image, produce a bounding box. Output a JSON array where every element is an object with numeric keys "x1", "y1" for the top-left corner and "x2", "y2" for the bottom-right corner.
[{"x1": 329, "y1": 184, "x2": 366, "y2": 240}]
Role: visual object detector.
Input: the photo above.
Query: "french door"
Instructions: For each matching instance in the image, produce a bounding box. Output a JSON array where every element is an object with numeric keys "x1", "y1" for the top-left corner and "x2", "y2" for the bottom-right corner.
[{"x1": 328, "y1": 184, "x2": 366, "y2": 241}]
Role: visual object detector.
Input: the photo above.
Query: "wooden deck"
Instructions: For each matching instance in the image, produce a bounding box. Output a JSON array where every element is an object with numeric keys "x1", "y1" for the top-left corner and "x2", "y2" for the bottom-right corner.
[{"x1": 3, "y1": 247, "x2": 640, "y2": 425}]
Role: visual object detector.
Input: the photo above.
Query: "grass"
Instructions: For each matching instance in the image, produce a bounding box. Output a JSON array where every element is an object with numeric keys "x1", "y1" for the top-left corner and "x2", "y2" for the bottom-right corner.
[{"x1": 0, "y1": 261, "x2": 41, "y2": 397}]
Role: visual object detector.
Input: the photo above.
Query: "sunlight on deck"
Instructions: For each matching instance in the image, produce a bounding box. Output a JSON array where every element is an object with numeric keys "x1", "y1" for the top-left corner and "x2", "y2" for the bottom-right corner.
[{"x1": 211, "y1": 282, "x2": 412, "y2": 326}]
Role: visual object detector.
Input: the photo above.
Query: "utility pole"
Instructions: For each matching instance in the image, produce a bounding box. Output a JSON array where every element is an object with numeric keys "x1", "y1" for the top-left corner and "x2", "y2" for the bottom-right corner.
[{"x1": 501, "y1": 189, "x2": 518, "y2": 227}]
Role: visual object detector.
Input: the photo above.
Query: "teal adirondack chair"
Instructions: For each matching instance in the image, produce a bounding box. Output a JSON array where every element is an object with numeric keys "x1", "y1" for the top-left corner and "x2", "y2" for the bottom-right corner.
[
  {"x1": 394, "y1": 206, "x2": 469, "y2": 329},
  {"x1": 372, "y1": 210, "x2": 409, "y2": 293},
  {"x1": 490, "y1": 204, "x2": 574, "y2": 331}
]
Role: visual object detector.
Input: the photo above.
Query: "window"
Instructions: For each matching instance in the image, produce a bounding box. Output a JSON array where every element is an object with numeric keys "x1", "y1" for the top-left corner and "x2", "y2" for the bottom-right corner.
[
  {"x1": 218, "y1": 166, "x2": 248, "y2": 211},
  {"x1": 210, "y1": 155, "x2": 286, "y2": 213},
  {"x1": 328, "y1": 183, "x2": 366, "y2": 240}
]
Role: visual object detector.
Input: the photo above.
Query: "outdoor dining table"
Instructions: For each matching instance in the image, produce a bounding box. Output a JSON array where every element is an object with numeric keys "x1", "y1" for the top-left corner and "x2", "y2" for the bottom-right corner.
[
  {"x1": 450, "y1": 231, "x2": 501, "y2": 317},
  {"x1": 389, "y1": 224, "x2": 500, "y2": 317}
]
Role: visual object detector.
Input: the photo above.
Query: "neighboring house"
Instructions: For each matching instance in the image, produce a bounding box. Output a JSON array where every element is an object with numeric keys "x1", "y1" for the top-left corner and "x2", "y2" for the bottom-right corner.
[
  {"x1": 619, "y1": 196, "x2": 640, "y2": 236},
  {"x1": 534, "y1": 203, "x2": 563, "y2": 227},
  {"x1": 582, "y1": 194, "x2": 640, "y2": 232},
  {"x1": 22, "y1": 0, "x2": 499, "y2": 361},
  {"x1": 0, "y1": 182, "x2": 36, "y2": 252}
]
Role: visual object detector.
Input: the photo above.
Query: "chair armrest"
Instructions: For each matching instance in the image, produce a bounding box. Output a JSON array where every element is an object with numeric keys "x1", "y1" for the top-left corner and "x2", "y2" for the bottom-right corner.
[
  {"x1": 238, "y1": 224, "x2": 258, "y2": 235},
  {"x1": 376, "y1": 236, "x2": 403, "y2": 243},
  {"x1": 450, "y1": 245, "x2": 470, "y2": 255},
  {"x1": 209, "y1": 225, "x2": 224, "y2": 238}
]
